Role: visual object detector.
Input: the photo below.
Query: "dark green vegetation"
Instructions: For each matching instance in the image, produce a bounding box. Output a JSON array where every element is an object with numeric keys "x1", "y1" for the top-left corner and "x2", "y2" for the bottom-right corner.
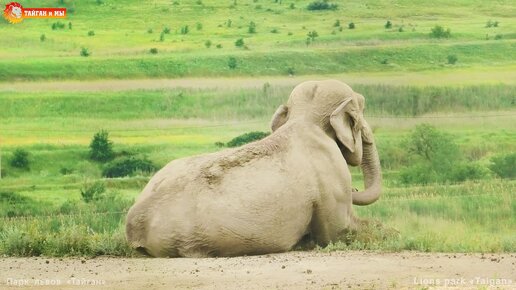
[{"x1": 225, "y1": 131, "x2": 270, "y2": 147}]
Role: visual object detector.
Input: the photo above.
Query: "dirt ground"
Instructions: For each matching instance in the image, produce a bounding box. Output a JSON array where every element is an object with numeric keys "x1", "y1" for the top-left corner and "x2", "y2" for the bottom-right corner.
[{"x1": 0, "y1": 251, "x2": 514, "y2": 289}]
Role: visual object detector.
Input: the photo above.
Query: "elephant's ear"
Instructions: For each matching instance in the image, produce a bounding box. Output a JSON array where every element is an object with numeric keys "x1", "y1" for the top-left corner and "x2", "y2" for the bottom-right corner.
[
  {"x1": 330, "y1": 98, "x2": 358, "y2": 153},
  {"x1": 270, "y1": 105, "x2": 289, "y2": 132}
]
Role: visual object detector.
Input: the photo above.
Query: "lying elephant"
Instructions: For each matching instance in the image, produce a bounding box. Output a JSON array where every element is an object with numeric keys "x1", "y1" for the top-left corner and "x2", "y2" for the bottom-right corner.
[{"x1": 126, "y1": 80, "x2": 382, "y2": 257}]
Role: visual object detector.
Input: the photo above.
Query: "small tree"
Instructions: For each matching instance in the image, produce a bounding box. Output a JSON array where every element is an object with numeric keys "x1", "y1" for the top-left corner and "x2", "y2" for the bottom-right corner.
[
  {"x1": 10, "y1": 149, "x2": 30, "y2": 170},
  {"x1": 307, "y1": 30, "x2": 318, "y2": 41},
  {"x1": 89, "y1": 130, "x2": 114, "y2": 162},
  {"x1": 385, "y1": 20, "x2": 392, "y2": 29}
]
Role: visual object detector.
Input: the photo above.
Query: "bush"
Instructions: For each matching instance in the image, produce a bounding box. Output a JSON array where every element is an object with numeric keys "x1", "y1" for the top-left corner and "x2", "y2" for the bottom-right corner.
[
  {"x1": 180, "y1": 25, "x2": 189, "y2": 34},
  {"x1": 228, "y1": 57, "x2": 237, "y2": 69},
  {"x1": 270, "y1": 28, "x2": 278, "y2": 33},
  {"x1": 307, "y1": 1, "x2": 337, "y2": 11},
  {"x1": 385, "y1": 20, "x2": 392, "y2": 29},
  {"x1": 348, "y1": 22, "x2": 355, "y2": 29},
  {"x1": 10, "y1": 149, "x2": 30, "y2": 170},
  {"x1": 485, "y1": 20, "x2": 499, "y2": 28},
  {"x1": 80, "y1": 181, "x2": 106, "y2": 203},
  {"x1": 51, "y1": 21, "x2": 65, "y2": 30},
  {"x1": 226, "y1": 131, "x2": 270, "y2": 147},
  {"x1": 205, "y1": 40, "x2": 212, "y2": 48},
  {"x1": 248, "y1": 21, "x2": 256, "y2": 33},
  {"x1": 89, "y1": 130, "x2": 114, "y2": 162},
  {"x1": 334, "y1": 20, "x2": 340, "y2": 27},
  {"x1": 196, "y1": 22, "x2": 203, "y2": 30},
  {"x1": 80, "y1": 47, "x2": 90, "y2": 57},
  {"x1": 398, "y1": 124, "x2": 487, "y2": 185},
  {"x1": 40, "y1": 34, "x2": 46, "y2": 42},
  {"x1": 87, "y1": 30, "x2": 95, "y2": 36},
  {"x1": 102, "y1": 157, "x2": 157, "y2": 178},
  {"x1": 163, "y1": 27, "x2": 171, "y2": 34},
  {"x1": 307, "y1": 30, "x2": 318, "y2": 41},
  {"x1": 235, "y1": 38, "x2": 244, "y2": 47},
  {"x1": 159, "y1": 32, "x2": 165, "y2": 41},
  {"x1": 430, "y1": 25, "x2": 451, "y2": 38},
  {"x1": 149, "y1": 48, "x2": 158, "y2": 54},
  {"x1": 447, "y1": 54, "x2": 458, "y2": 64},
  {"x1": 489, "y1": 153, "x2": 515, "y2": 179}
]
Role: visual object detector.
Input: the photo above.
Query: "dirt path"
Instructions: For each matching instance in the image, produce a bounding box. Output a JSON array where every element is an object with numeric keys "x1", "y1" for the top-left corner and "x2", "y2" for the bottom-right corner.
[
  {"x1": 1, "y1": 67, "x2": 515, "y2": 92},
  {"x1": 1, "y1": 252, "x2": 514, "y2": 289}
]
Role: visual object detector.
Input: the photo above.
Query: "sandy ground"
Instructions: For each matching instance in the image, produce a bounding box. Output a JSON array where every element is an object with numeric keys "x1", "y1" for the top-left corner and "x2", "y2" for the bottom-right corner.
[{"x1": 0, "y1": 252, "x2": 514, "y2": 289}]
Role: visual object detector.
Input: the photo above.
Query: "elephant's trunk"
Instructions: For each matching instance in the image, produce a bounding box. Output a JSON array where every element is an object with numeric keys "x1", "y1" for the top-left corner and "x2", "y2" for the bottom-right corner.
[{"x1": 352, "y1": 139, "x2": 382, "y2": 206}]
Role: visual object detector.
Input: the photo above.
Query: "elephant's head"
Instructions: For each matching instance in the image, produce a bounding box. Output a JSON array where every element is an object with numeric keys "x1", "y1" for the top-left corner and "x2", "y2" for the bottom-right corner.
[{"x1": 270, "y1": 80, "x2": 381, "y2": 205}]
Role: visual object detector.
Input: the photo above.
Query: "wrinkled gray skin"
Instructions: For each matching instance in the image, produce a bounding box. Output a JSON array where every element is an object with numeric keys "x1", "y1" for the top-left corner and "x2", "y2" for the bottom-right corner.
[{"x1": 126, "y1": 80, "x2": 382, "y2": 257}]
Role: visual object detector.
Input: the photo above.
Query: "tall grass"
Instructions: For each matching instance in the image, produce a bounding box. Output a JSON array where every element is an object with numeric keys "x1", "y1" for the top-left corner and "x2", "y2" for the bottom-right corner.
[{"x1": 1, "y1": 85, "x2": 514, "y2": 120}]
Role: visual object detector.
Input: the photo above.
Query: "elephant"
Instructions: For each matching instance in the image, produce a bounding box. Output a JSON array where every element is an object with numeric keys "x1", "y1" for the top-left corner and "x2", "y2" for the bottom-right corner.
[{"x1": 126, "y1": 80, "x2": 382, "y2": 257}]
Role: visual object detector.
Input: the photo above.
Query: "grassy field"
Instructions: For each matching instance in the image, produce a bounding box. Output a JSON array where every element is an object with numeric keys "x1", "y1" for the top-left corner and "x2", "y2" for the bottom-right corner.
[
  {"x1": 0, "y1": 0, "x2": 515, "y2": 80},
  {"x1": 0, "y1": 0, "x2": 515, "y2": 256}
]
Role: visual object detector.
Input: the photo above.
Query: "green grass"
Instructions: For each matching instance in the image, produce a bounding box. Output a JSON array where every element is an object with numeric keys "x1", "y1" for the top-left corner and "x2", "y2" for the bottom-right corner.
[{"x1": 1, "y1": 84, "x2": 515, "y2": 256}]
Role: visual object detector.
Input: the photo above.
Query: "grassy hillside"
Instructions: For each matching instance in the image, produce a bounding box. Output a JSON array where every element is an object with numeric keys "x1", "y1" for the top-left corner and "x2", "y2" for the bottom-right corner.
[{"x1": 1, "y1": 0, "x2": 515, "y2": 80}]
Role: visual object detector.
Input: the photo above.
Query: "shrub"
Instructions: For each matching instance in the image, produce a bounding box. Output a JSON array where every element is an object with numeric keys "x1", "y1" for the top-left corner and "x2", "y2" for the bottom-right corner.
[
  {"x1": 489, "y1": 153, "x2": 515, "y2": 179},
  {"x1": 59, "y1": 167, "x2": 74, "y2": 175},
  {"x1": 51, "y1": 21, "x2": 65, "y2": 30},
  {"x1": 235, "y1": 38, "x2": 244, "y2": 47},
  {"x1": 289, "y1": 3, "x2": 295, "y2": 9},
  {"x1": 88, "y1": 30, "x2": 95, "y2": 36},
  {"x1": 447, "y1": 55, "x2": 458, "y2": 64},
  {"x1": 147, "y1": 28, "x2": 153, "y2": 33},
  {"x1": 196, "y1": 22, "x2": 203, "y2": 30},
  {"x1": 159, "y1": 32, "x2": 165, "y2": 41},
  {"x1": 307, "y1": 30, "x2": 318, "y2": 41},
  {"x1": 399, "y1": 124, "x2": 480, "y2": 185},
  {"x1": 334, "y1": 20, "x2": 340, "y2": 27},
  {"x1": 385, "y1": 20, "x2": 392, "y2": 29},
  {"x1": 149, "y1": 48, "x2": 158, "y2": 54},
  {"x1": 216, "y1": 44, "x2": 222, "y2": 49},
  {"x1": 430, "y1": 25, "x2": 451, "y2": 38},
  {"x1": 80, "y1": 47, "x2": 90, "y2": 57},
  {"x1": 248, "y1": 21, "x2": 256, "y2": 33},
  {"x1": 226, "y1": 131, "x2": 270, "y2": 147},
  {"x1": 180, "y1": 25, "x2": 189, "y2": 34},
  {"x1": 228, "y1": 57, "x2": 237, "y2": 69},
  {"x1": 163, "y1": 27, "x2": 171, "y2": 34},
  {"x1": 102, "y1": 157, "x2": 157, "y2": 178},
  {"x1": 80, "y1": 181, "x2": 105, "y2": 203},
  {"x1": 40, "y1": 34, "x2": 46, "y2": 42},
  {"x1": 227, "y1": 19, "x2": 232, "y2": 27},
  {"x1": 89, "y1": 130, "x2": 114, "y2": 162},
  {"x1": 485, "y1": 20, "x2": 499, "y2": 28},
  {"x1": 398, "y1": 26, "x2": 404, "y2": 32},
  {"x1": 68, "y1": 22, "x2": 72, "y2": 30},
  {"x1": 10, "y1": 149, "x2": 30, "y2": 170},
  {"x1": 307, "y1": 1, "x2": 337, "y2": 11},
  {"x1": 287, "y1": 67, "x2": 295, "y2": 75},
  {"x1": 270, "y1": 28, "x2": 279, "y2": 33},
  {"x1": 348, "y1": 22, "x2": 355, "y2": 29},
  {"x1": 205, "y1": 40, "x2": 212, "y2": 48}
]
